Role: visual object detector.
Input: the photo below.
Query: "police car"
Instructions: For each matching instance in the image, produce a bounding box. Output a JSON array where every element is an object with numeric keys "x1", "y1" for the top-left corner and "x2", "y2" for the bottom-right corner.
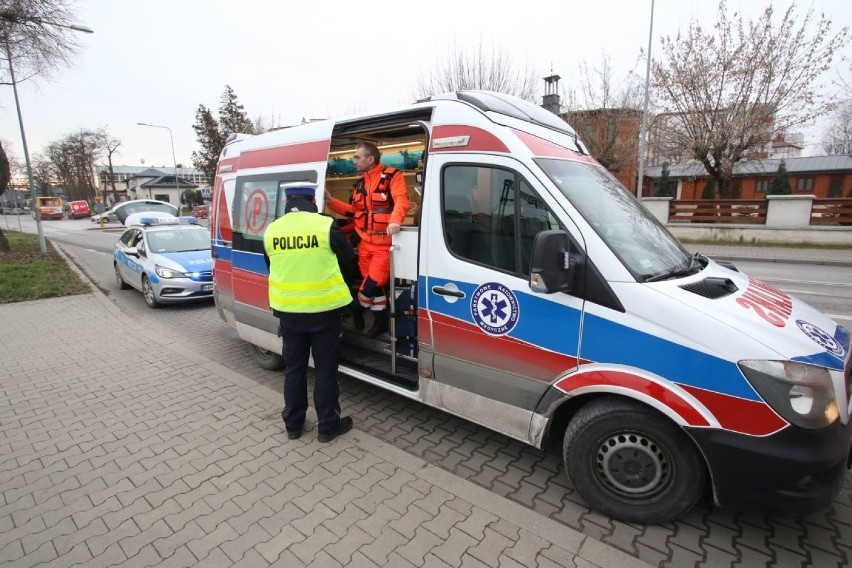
[{"x1": 113, "y1": 215, "x2": 213, "y2": 308}]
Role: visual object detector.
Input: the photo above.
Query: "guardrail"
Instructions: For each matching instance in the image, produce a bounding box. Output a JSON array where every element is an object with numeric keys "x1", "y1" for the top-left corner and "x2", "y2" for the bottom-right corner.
[
  {"x1": 810, "y1": 198, "x2": 852, "y2": 226},
  {"x1": 669, "y1": 199, "x2": 767, "y2": 224}
]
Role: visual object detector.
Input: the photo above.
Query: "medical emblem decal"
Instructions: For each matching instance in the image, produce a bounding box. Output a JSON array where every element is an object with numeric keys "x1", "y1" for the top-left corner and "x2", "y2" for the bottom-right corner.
[
  {"x1": 471, "y1": 282, "x2": 519, "y2": 336},
  {"x1": 796, "y1": 320, "x2": 844, "y2": 356}
]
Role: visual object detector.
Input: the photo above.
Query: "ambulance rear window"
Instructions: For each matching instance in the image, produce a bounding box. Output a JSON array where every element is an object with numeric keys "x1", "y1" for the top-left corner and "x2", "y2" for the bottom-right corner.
[{"x1": 456, "y1": 91, "x2": 575, "y2": 136}]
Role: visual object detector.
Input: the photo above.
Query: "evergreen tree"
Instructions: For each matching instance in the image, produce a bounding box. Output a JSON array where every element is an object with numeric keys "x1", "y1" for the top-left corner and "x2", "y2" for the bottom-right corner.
[
  {"x1": 653, "y1": 162, "x2": 676, "y2": 197},
  {"x1": 191, "y1": 85, "x2": 255, "y2": 183},
  {"x1": 701, "y1": 180, "x2": 716, "y2": 200},
  {"x1": 191, "y1": 105, "x2": 225, "y2": 184},
  {"x1": 219, "y1": 85, "x2": 255, "y2": 137},
  {"x1": 769, "y1": 160, "x2": 792, "y2": 195}
]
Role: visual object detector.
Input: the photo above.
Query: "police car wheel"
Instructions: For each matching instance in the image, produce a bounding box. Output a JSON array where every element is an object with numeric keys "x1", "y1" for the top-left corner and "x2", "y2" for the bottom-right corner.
[
  {"x1": 141, "y1": 275, "x2": 160, "y2": 308},
  {"x1": 114, "y1": 263, "x2": 130, "y2": 290},
  {"x1": 563, "y1": 397, "x2": 706, "y2": 524},
  {"x1": 249, "y1": 344, "x2": 284, "y2": 371}
]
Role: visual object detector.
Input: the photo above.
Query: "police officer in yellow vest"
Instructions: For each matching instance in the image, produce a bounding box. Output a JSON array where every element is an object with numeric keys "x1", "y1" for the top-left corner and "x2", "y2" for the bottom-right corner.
[{"x1": 263, "y1": 182, "x2": 355, "y2": 443}]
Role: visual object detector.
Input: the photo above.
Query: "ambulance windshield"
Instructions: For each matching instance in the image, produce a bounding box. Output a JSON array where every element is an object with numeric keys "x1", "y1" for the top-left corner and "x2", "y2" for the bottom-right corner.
[{"x1": 536, "y1": 158, "x2": 692, "y2": 281}]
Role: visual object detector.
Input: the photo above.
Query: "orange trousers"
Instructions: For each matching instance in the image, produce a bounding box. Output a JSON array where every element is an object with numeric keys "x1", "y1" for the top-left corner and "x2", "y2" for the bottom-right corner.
[{"x1": 356, "y1": 240, "x2": 389, "y2": 311}]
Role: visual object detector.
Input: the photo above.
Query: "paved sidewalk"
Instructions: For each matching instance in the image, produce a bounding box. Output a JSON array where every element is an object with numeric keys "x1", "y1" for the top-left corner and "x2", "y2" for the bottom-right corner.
[{"x1": 0, "y1": 262, "x2": 652, "y2": 566}]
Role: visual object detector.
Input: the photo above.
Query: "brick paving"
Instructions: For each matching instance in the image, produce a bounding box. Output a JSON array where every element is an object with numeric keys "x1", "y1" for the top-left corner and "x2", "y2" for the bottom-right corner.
[
  {"x1": 0, "y1": 283, "x2": 651, "y2": 567},
  {"x1": 2, "y1": 241, "x2": 848, "y2": 567}
]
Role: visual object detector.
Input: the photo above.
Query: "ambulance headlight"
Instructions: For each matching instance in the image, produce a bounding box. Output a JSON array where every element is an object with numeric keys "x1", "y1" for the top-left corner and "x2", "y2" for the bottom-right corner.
[
  {"x1": 738, "y1": 360, "x2": 839, "y2": 429},
  {"x1": 155, "y1": 265, "x2": 186, "y2": 279}
]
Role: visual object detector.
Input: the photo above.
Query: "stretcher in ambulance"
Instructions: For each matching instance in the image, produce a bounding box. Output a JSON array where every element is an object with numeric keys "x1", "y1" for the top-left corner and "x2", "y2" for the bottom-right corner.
[{"x1": 210, "y1": 90, "x2": 851, "y2": 524}]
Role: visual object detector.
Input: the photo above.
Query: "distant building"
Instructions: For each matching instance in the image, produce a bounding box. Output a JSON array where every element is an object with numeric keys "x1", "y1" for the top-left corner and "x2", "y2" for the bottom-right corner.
[
  {"x1": 643, "y1": 155, "x2": 852, "y2": 200},
  {"x1": 94, "y1": 165, "x2": 209, "y2": 207}
]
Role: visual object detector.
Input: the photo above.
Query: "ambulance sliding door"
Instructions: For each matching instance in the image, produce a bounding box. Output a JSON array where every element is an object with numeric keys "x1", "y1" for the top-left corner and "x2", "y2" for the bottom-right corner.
[{"x1": 421, "y1": 153, "x2": 586, "y2": 443}]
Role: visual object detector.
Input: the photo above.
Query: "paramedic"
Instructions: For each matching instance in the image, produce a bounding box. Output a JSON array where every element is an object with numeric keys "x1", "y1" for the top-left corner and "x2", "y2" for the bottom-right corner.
[
  {"x1": 325, "y1": 142, "x2": 410, "y2": 337},
  {"x1": 263, "y1": 182, "x2": 355, "y2": 443}
]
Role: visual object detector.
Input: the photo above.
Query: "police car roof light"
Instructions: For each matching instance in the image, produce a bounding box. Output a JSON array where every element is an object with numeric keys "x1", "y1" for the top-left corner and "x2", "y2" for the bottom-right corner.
[{"x1": 139, "y1": 217, "x2": 181, "y2": 226}]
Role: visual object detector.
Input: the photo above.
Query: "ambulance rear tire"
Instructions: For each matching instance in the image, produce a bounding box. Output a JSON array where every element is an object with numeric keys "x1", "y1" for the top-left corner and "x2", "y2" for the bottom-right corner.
[
  {"x1": 114, "y1": 263, "x2": 130, "y2": 290},
  {"x1": 562, "y1": 397, "x2": 706, "y2": 524},
  {"x1": 250, "y1": 344, "x2": 284, "y2": 371}
]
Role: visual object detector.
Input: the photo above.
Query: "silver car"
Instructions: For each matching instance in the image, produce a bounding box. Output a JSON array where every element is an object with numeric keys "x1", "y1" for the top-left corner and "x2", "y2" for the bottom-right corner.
[{"x1": 113, "y1": 217, "x2": 213, "y2": 308}]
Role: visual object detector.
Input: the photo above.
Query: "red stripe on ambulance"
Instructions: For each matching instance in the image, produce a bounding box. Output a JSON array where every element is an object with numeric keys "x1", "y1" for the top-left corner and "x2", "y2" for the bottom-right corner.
[
  {"x1": 232, "y1": 268, "x2": 269, "y2": 309},
  {"x1": 239, "y1": 140, "x2": 329, "y2": 169},
  {"x1": 430, "y1": 311, "x2": 581, "y2": 381},
  {"x1": 430, "y1": 125, "x2": 510, "y2": 153},
  {"x1": 512, "y1": 129, "x2": 597, "y2": 163}
]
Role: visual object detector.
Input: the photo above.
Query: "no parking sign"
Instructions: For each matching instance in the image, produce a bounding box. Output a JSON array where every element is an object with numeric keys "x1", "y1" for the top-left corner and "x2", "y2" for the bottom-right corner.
[{"x1": 245, "y1": 189, "x2": 269, "y2": 235}]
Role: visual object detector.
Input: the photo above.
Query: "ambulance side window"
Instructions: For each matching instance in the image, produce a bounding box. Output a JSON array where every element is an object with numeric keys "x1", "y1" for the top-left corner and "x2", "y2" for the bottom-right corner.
[
  {"x1": 442, "y1": 165, "x2": 560, "y2": 275},
  {"x1": 232, "y1": 171, "x2": 318, "y2": 252}
]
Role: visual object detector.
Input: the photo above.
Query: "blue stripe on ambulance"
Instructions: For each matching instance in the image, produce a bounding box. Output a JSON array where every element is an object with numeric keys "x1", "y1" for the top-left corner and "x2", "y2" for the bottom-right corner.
[{"x1": 424, "y1": 276, "x2": 761, "y2": 402}]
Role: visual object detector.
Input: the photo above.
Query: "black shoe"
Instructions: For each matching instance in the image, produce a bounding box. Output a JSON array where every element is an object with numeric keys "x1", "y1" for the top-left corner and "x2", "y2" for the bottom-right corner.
[
  {"x1": 286, "y1": 428, "x2": 302, "y2": 440},
  {"x1": 366, "y1": 313, "x2": 388, "y2": 338},
  {"x1": 318, "y1": 416, "x2": 353, "y2": 443}
]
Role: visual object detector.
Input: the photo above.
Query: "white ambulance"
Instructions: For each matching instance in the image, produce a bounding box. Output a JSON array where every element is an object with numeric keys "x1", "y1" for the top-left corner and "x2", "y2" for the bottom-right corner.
[{"x1": 211, "y1": 90, "x2": 851, "y2": 524}]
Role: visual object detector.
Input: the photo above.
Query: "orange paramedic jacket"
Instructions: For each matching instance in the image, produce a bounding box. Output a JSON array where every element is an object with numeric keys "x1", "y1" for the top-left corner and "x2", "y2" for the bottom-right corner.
[{"x1": 326, "y1": 164, "x2": 410, "y2": 246}]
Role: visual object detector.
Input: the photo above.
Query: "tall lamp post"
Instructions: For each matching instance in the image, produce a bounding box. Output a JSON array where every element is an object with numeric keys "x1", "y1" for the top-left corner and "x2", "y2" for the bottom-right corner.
[
  {"x1": 636, "y1": 0, "x2": 655, "y2": 199},
  {"x1": 1, "y1": 12, "x2": 93, "y2": 253},
  {"x1": 136, "y1": 122, "x2": 181, "y2": 215}
]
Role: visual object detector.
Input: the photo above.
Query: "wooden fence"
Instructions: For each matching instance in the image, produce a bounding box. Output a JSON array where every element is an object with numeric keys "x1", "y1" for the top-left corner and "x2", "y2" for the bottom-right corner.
[
  {"x1": 668, "y1": 199, "x2": 767, "y2": 224},
  {"x1": 810, "y1": 198, "x2": 852, "y2": 226}
]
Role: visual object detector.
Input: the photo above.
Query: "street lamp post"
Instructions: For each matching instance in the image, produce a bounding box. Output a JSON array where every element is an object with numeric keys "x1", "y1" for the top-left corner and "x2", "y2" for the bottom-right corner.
[
  {"x1": 136, "y1": 123, "x2": 181, "y2": 215},
  {"x1": 636, "y1": 0, "x2": 655, "y2": 199},
  {"x1": 1, "y1": 11, "x2": 93, "y2": 253}
]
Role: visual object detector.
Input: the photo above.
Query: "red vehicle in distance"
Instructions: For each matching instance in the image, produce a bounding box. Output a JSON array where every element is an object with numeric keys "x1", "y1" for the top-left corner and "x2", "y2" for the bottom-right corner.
[
  {"x1": 191, "y1": 205, "x2": 209, "y2": 219},
  {"x1": 67, "y1": 200, "x2": 91, "y2": 219}
]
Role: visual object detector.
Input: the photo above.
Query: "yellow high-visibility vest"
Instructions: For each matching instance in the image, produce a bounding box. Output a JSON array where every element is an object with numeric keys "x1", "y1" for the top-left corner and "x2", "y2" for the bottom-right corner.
[{"x1": 263, "y1": 212, "x2": 351, "y2": 313}]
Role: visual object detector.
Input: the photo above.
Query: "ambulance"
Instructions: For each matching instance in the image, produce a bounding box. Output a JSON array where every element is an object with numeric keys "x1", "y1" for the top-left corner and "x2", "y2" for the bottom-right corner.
[{"x1": 211, "y1": 90, "x2": 851, "y2": 524}]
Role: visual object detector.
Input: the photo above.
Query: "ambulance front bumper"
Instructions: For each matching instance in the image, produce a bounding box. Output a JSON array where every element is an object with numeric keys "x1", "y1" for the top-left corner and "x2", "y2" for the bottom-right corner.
[{"x1": 687, "y1": 417, "x2": 852, "y2": 516}]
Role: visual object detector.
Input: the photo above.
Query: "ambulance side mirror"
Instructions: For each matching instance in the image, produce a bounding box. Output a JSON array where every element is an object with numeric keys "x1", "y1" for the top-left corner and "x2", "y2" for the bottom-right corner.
[{"x1": 529, "y1": 230, "x2": 575, "y2": 294}]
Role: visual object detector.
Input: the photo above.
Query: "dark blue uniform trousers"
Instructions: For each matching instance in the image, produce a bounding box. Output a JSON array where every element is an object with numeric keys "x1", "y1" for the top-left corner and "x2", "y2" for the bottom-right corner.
[{"x1": 278, "y1": 308, "x2": 344, "y2": 435}]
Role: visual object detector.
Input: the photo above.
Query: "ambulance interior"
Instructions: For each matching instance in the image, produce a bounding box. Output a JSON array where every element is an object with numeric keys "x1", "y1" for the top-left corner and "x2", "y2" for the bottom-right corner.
[{"x1": 324, "y1": 120, "x2": 429, "y2": 387}]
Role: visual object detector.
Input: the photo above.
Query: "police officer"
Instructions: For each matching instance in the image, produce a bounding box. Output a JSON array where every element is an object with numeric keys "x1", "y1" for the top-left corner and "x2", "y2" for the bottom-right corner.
[
  {"x1": 263, "y1": 182, "x2": 355, "y2": 443},
  {"x1": 325, "y1": 142, "x2": 410, "y2": 337}
]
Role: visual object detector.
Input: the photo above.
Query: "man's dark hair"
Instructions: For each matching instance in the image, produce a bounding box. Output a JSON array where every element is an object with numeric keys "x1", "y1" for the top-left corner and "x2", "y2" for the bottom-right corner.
[{"x1": 358, "y1": 142, "x2": 381, "y2": 164}]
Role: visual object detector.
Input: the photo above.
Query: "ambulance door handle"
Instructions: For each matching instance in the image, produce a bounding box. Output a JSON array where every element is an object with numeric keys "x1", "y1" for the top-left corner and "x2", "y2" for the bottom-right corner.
[{"x1": 432, "y1": 286, "x2": 465, "y2": 299}]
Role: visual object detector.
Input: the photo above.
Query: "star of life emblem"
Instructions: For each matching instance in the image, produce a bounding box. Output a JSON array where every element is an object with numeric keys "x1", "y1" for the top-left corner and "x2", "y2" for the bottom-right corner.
[
  {"x1": 471, "y1": 282, "x2": 519, "y2": 336},
  {"x1": 796, "y1": 320, "x2": 844, "y2": 357}
]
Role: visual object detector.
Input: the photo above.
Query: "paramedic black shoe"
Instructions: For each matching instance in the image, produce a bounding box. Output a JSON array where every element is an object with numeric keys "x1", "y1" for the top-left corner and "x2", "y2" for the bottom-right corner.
[
  {"x1": 318, "y1": 416, "x2": 353, "y2": 443},
  {"x1": 286, "y1": 428, "x2": 302, "y2": 440},
  {"x1": 366, "y1": 312, "x2": 388, "y2": 338}
]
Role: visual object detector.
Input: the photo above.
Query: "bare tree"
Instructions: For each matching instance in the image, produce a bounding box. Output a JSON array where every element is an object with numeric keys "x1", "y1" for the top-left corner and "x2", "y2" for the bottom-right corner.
[
  {"x1": 414, "y1": 42, "x2": 539, "y2": 102},
  {"x1": 0, "y1": 140, "x2": 11, "y2": 251},
  {"x1": 822, "y1": 99, "x2": 852, "y2": 155},
  {"x1": 41, "y1": 130, "x2": 101, "y2": 203},
  {"x1": 0, "y1": 0, "x2": 86, "y2": 86},
  {"x1": 562, "y1": 52, "x2": 644, "y2": 177},
  {"x1": 652, "y1": 0, "x2": 849, "y2": 198},
  {"x1": 96, "y1": 129, "x2": 121, "y2": 205}
]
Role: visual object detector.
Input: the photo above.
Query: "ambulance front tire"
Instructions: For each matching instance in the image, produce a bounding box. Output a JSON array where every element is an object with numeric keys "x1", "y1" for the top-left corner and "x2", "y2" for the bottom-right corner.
[
  {"x1": 249, "y1": 344, "x2": 284, "y2": 371},
  {"x1": 562, "y1": 396, "x2": 706, "y2": 524},
  {"x1": 141, "y1": 275, "x2": 160, "y2": 309}
]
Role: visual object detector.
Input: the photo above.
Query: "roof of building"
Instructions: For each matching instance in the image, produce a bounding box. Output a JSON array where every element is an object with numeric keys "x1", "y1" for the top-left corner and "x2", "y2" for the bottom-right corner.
[
  {"x1": 139, "y1": 176, "x2": 198, "y2": 189},
  {"x1": 644, "y1": 155, "x2": 852, "y2": 178},
  {"x1": 95, "y1": 165, "x2": 207, "y2": 177}
]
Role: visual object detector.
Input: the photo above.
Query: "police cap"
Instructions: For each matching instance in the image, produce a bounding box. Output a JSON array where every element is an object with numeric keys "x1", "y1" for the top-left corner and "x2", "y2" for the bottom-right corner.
[{"x1": 280, "y1": 182, "x2": 317, "y2": 197}]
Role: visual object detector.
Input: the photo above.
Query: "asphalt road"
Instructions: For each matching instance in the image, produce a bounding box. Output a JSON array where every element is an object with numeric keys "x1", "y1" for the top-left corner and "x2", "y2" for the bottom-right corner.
[{"x1": 9, "y1": 214, "x2": 852, "y2": 567}]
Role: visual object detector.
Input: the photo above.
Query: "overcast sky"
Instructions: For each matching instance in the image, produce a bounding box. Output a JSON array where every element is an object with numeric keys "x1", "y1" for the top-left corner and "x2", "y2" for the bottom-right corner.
[{"x1": 1, "y1": 0, "x2": 849, "y2": 177}]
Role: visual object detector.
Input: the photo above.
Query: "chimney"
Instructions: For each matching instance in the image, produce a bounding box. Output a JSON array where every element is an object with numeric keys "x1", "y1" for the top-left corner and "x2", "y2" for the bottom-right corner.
[{"x1": 542, "y1": 74, "x2": 561, "y2": 115}]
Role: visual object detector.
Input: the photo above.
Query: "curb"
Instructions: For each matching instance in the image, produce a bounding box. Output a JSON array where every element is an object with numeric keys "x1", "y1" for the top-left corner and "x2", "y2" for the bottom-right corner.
[{"x1": 704, "y1": 254, "x2": 852, "y2": 268}]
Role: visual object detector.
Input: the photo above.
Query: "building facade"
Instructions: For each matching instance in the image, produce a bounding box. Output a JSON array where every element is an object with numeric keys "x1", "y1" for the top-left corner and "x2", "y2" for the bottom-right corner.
[{"x1": 643, "y1": 156, "x2": 852, "y2": 200}]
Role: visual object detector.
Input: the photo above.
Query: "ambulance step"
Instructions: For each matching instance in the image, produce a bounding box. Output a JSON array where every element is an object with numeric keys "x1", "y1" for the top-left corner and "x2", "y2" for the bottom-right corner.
[{"x1": 339, "y1": 344, "x2": 419, "y2": 389}]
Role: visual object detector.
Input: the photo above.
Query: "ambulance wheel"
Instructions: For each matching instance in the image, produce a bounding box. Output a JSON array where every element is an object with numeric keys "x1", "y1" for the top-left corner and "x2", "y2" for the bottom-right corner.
[
  {"x1": 114, "y1": 263, "x2": 129, "y2": 290},
  {"x1": 562, "y1": 397, "x2": 706, "y2": 524},
  {"x1": 249, "y1": 345, "x2": 284, "y2": 371},
  {"x1": 141, "y1": 275, "x2": 160, "y2": 308}
]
